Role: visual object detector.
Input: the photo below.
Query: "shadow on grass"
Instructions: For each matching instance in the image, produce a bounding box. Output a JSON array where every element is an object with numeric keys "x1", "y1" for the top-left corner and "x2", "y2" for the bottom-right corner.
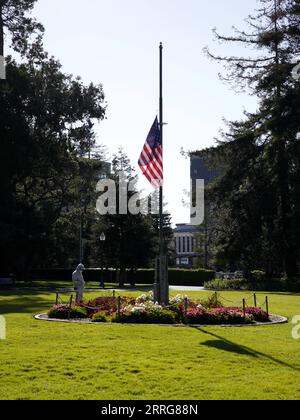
[
  {"x1": 193, "y1": 327, "x2": 300, "y2": 372},
  {"x1": 0, "y1": 291, "x2": 56, "y2": 315},
  {"x1": 0, "y1": 286, "x2": 151, "y2": 316},
  {"x1": 202, "y1": 339, "x2": 259, "y2": 358}
]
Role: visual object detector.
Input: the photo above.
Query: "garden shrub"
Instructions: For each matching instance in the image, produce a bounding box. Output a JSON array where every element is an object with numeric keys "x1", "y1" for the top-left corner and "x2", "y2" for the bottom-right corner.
[
  {"x1": 251, "y1": 270, "x2": 266, "y2": 283},
  {"x1": 48, "y1": 304, "x2": 88, "y2": 319},
  {"x1": 245, "y1": 307, "x2": 269, "y2": 322},
  {"x1": 83, "y1": 296, "x2": 136, "y2": 317},
  {"x1": 115, "y1": 308, "x2": 176, "y2": 325},
  {"x1": 47, "y1": 292, "x2": 269, "y2": 325},
  {"x1": 200, "y1": 293, "x2": 223, "y2": 308},
  {"x1": 168, "y1": 269, "x2": 215, "y2": 286},
  {"x1": 204, "y1": 278, "x2": 248, "y2": 291},
  {"x1": 205, "y1": 277, "x2": 300, "y2": 292},
  {"x1": 185, "y1": 307, "x2": 254, "y2": 325},
  {"x1": 33, "y1": 268, "x2": 215, "y2": 286},
  {"x1": 92, "y1": 311, "x2": 109, "y2": 323},
  {"x1": 167, "y1": 293, "x2": 224, "y2": 323},
  {"x1": 129, "y1": 268, "x2": 215, "y2": 287}
]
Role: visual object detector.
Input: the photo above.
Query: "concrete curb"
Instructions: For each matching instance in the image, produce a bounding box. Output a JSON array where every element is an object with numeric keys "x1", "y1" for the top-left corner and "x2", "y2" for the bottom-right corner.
[{"x1": 34, "y1": 313, "x2": 288, "y2": 328}]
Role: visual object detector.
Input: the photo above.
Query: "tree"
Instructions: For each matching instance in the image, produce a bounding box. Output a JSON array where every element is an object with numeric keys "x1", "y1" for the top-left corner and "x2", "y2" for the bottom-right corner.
[
  {"x1": 200, "y1": 0, "x2": 300, "y2": 277},
  {"x1": 0, "y1": 0, "x2": 44, "y2": 58},
  {"x1": 149, "y1": 190, "x2": 176, "y2": 266},
  {"x1": 44, "y1": 153, "x2": 109, "y2": 269},
  {"x1": 91, "y1": 149, "x2": 157, "y2": 281},
  {"x1": 0, "y1": 51, "x2": 106, "y2": 276},
  {"x1": 193, "y1": 204, "x2": 216, "y2": 269}
]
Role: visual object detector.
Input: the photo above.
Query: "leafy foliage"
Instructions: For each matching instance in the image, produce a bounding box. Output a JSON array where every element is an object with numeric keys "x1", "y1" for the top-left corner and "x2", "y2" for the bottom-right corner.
[
  {"x1": 128, "y1": 268, "x2": 215, "y2": 286},
  {"x1": 0, "y1": 0, "x2": 45, "y2": 57},
  {"x1": 92, "y1": 311, "x2": 109, "y2": 323},
  {"x1": 185, "y1": 307, "x2": 255, "y2": 325},
  {"x1": 90, "y1": 149, "x2": 158, "y2": 276},
  {"x1": 204, "y1": 278, "x2": 249, "y2": 291},
  {"x1": 48, "y1": 304, "x2": 88, "y2": 320},
  {"x1": 74, "y1": 292, "x2": 270, "y2": 325},
  {"x1": 204, "y1": 277, "x2": 300, "y2": 292},
  {"x1": 197, "y1": 0, "x2": 300, "y2": 278},
  {"x1": 0, "y1": 50, "x2": 106, "y2": 276},
  {"x1": 115, "y1": 308, "x2": 177, "y2": 325}
]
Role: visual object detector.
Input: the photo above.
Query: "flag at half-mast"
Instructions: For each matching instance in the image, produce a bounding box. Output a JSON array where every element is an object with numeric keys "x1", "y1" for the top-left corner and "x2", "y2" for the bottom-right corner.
[{"x1": 138, "y1": 117, "x2": 163, "y2": 188}]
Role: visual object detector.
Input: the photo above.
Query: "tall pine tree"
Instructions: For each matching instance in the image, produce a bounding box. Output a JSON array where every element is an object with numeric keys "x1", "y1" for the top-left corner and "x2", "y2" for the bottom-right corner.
[{"x1": 201, "y1": 0, "x2": 300, "y2": 277}]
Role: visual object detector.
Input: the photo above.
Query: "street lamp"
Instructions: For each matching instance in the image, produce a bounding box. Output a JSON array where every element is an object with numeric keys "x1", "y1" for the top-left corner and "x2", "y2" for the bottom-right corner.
[{"x1": 100, "y1": 232, "x2": 106, "y2": 288}]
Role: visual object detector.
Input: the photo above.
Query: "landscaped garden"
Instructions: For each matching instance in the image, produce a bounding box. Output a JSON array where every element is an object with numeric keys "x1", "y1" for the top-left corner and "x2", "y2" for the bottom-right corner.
[
  {"x1": 0, "y1": 287, "x2": 300, "y2": 400},
  {"x1": 46, "y1": 292, "x2": 272, "y2": 325}
]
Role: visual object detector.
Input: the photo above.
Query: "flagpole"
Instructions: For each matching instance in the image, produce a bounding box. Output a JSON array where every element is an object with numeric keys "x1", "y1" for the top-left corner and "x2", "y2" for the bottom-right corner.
[
  {"x1": 158, "y1": 42, "x2": 169, "y2": 305},
  {"x1": 159, "y1": 42, "x2": 164, "y2": 258}
]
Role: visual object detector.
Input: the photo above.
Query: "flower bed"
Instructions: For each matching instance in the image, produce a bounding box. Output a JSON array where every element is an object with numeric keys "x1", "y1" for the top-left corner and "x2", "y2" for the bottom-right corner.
[
  {"x1": 47, "y1": 293, "x2": 270, "y2": 325},
  {"x1": 48, "y1": 304, "x2": 88, "y2": 320},
  {"x1": 82, "y1": 296, "x2": 136, "y2": 318},
  {"x1": 185, "y1": 307, "x2": 254, "y2": 325}
]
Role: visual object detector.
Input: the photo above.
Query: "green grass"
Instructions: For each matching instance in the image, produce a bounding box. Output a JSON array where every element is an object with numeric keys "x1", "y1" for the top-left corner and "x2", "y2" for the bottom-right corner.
[{"x1": 0, "y1": 288, "x2": 300, "y2": 400}]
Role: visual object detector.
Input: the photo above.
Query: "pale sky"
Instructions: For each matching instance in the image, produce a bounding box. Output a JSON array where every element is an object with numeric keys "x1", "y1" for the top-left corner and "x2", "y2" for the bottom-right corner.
[{"x1": 29, "y1": 0, "x2": 259, "y2": 225}]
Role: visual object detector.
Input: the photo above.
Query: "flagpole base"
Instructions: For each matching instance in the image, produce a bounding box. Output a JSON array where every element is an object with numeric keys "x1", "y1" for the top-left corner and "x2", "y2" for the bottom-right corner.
[
  {"x1": 154, "y1": 255, "x2": 169, "y2": 305},
  {"x1": 153, "y1": 282, "x2": 160, "y2": 304}
]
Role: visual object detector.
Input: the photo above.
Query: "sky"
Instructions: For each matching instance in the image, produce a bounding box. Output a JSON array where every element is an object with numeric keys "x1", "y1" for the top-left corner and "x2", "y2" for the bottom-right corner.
[{"x1": 28, "y1": 0, "x2": 259, "y2": 225}]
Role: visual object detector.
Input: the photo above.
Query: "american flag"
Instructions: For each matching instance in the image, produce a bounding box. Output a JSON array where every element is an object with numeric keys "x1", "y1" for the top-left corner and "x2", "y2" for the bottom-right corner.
[{"x1": 138, "y1": 117, "x2": 163, "y2": 188}]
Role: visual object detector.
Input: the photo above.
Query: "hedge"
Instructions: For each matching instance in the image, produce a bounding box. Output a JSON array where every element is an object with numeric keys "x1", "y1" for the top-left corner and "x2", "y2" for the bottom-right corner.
[
  {"x1": 33, "y1": 268, "x2": 115, "y2": 283},
  {"x1": 130, "y1": 269, "x2": 215, "y2": 286},
  {"x1": 33, "y1": 268, "x2": 215, "y2": 287}
]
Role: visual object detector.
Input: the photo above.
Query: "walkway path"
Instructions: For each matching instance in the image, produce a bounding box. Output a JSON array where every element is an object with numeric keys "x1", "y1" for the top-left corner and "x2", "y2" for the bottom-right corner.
[{"x1": 170, "y1": 286, "x2": 205, "y2": 292}]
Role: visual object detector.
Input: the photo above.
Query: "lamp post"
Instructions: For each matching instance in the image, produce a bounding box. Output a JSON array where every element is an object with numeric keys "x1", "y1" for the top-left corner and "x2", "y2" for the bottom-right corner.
[{"x1": 100, "y1": 232, "x2": 106, "y2": 288}]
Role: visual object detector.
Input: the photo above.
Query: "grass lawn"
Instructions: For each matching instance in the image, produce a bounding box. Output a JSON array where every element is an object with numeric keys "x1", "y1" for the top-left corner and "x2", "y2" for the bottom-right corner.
[{"x1": 0, "y1": 288, "x2": 300, "y2": 400}]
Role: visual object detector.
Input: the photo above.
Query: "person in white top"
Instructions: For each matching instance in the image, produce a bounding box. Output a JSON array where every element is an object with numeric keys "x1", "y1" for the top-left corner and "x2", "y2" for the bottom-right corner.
[{"x1": 72, "y1": 264, "x2": 85, "y2": 304}]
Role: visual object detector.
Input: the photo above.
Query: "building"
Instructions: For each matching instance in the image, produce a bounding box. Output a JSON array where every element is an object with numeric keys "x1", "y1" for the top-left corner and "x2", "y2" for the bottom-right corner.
[
  {"x1": 174, "y1": 154, "x2": 220, "y2": 268},
  {"x1": 173, "y1": 224, "x2": 199, "y2": 268}
]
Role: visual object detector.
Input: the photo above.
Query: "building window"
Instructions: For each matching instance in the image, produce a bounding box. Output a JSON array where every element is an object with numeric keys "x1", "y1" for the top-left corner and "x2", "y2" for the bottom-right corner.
[{"x1": 183, "y1": 237, "x2": 186, "y2": 253}]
